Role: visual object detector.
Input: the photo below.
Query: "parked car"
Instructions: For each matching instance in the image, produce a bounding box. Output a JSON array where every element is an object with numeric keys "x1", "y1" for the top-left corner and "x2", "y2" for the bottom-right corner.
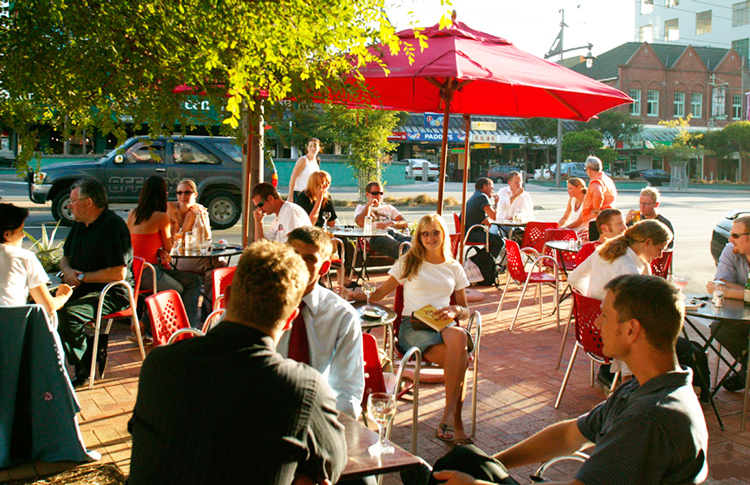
[
  {"x1": 486, "y1": 165, "x2": 533, "y2": 183},
  {"x1": 628, "y1": 168, "x2": 648, "y2": 179},
  {"x1": 535, "y1": 162, "x2": 585, "y2": 180},
  {"x1": 402, "y1": 158, "x2": 440, "y2": 180},
  {"x1": 27, "y1": 135, "x2": 277, "y2": 229},
  {"x1": 641, "y1": 169, "x2": 671, "y2": 187},
  {"x1": 710, "y1": 209, "x2": 750, "y2": 264}
]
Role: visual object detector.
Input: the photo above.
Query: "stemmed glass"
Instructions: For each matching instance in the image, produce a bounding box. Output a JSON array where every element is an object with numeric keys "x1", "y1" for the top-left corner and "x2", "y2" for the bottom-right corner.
[
  {"x1": 321, "y1": 211, "x2": 331, "y2": 228},
  {"x1": 367, "y1": 392, "x2": 397, "y2": 456},
  {"x1": 363, "y1": 280, "x2": 376, "y2": 312},
  {"x1": 671, "y1": 274, "x2": 691, "y2": 292}
]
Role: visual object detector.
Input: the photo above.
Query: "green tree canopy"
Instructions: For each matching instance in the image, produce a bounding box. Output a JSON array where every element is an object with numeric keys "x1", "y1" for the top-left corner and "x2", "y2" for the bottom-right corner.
[
  {"x1": 0, "y1": 0, "x2": 448, "y2": 169},
  {"x1": 318, "y1": 104, "x2": 403, "y2": 199},
  {"x1": 651, "y1": 116, "x2": 702, "y2": 163},
  {"x1": 510, "y1": 118, "x2": 558, "y2": 165},
  {"x1": 587, "y1": 109, "x2": 642, "y2": 149},
  {"x1": 562, "y1": 129, "x2": 603, "y2": 162}
]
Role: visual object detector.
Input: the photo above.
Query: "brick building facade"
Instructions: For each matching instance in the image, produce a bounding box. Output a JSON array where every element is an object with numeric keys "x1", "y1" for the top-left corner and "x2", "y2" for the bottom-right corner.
[{"x1": 571, "y1": 42, "x2": 750, "y2": 181}]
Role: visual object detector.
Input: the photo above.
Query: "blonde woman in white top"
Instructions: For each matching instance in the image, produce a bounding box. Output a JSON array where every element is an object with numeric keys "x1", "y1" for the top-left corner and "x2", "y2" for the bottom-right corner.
[{"x1": 288, "y1": 138, "x2": 321, "y2": 202}]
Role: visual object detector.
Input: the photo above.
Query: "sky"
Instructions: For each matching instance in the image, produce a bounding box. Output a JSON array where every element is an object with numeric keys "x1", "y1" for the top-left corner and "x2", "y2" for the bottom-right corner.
[{"x1": 386, "y1": 0, "x2": 635, "y2": 60}]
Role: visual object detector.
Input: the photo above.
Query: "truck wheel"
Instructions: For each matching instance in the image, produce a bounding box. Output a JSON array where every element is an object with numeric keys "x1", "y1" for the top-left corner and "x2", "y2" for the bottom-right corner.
[
  {"x1": 204, "y1": 191, "x2": 241, "y2": 230},
  {"x1": 51, "y1": 190, "x2": 75, "y2": 226}
]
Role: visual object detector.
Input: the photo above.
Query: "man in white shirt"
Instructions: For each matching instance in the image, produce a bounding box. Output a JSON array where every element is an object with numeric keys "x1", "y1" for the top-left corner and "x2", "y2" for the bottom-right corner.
[
  {"x1": 251, "y1": 182, "x2": 311, "y2": 243},
  {"x1": 279, "y1": 226, "x2": 365, "y2": 418},
  {"x1": 495, "y1": 172, "x2": 533, "y2": 222},
  {"x1": 354, "y1": 181, "x2": 411, "y2": 260}
]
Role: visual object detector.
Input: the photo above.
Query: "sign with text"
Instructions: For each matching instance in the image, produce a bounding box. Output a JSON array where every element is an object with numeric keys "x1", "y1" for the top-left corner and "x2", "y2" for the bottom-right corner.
[
  {"x1": 470, "y1": 133, "x2": 499, "y2": 143},
  {"x1": 424, "y1": 113, "x2": 444, "y2": 128},
  {"x1": 471, "y1": 121, "x2": 497, "y2": 131},
  {"x1": 406, "y1": 132, "x2": 466, "y2": 142},
  {"x1": 388, "y1": 131, "x2": 407, "y2": 141}
]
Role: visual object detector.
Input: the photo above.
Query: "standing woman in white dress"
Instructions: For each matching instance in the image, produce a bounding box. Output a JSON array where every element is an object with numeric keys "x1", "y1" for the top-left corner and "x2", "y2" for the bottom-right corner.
[
  {"x1": 559, "y1": 177, "x2": 587, "y2": 230},
  {"x1": 0, "y1": 203, "x2": 73, "y2": 313},
  {"x1": 288, "y1": 138, "x2": 321, "y2": 203}
]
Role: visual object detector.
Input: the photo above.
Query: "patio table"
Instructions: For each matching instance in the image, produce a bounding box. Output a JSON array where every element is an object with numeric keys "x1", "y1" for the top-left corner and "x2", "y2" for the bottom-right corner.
[
  {"x1": 353, "y1": 301, "x2": 396, "y2": 364},
  {"x1": 338, "y1": 413, "x2": 422, "y2": 481},
  {"x1": 329, "y1": 227, "x2": 389, "y2": 282}
]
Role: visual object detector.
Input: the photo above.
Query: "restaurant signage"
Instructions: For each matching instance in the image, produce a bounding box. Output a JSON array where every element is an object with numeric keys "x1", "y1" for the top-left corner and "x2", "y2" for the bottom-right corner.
[
  {"x1": 470, "y1": 133, "x2": 499, "y2": 143},
  {"x1": 406, "y1": 132, "x2": 466, "y2": 142},
  {"x1": 471, "y1": 121, "x2": 497, "y2": 131}
]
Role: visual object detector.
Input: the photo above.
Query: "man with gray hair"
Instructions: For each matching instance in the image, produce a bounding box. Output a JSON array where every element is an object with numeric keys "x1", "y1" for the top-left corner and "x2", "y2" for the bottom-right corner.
[
  {"x1": 578, "y1": 156, "x2": 617, "y2": 241},
  {"x1": 129, "y1": 241, "x2": 347, "y2": 484},
  {"x1": 625, "y1": 186, "x2": 674, "y2": 249},
  {"x1": 57, "y1": 178, "x2": 133, "y2": 387}
]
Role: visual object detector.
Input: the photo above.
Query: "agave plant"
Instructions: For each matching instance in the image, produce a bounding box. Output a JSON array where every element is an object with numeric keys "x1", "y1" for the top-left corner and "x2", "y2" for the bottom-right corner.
[{"x1": 25, "y1": 220, "x2": 65, "y2": 273}]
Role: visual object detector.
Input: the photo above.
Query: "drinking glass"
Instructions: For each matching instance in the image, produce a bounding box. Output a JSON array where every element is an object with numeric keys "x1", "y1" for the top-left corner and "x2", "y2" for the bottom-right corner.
[
  {"x1": 671, "y1": 274, "x2": 691, "y2": 292},
  {"x1": 321, "y1": 211, "x2": 331, "y2": 227},
  {"x1": 367, "y1": 392, "x2": 396, "y2": 456},
  {"x1": 363, "y1": 280, "x2": 376, "y2": 311}
]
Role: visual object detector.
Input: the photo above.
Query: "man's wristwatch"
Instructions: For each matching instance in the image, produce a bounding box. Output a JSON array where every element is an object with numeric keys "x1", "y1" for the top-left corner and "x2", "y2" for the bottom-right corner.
[{"x1": 77, "y1": 273, "x2": 85, "y2": 283}]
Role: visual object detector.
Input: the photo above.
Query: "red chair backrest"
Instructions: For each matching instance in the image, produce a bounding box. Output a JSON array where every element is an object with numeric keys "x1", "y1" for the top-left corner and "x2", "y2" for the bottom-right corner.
[
  {"x1": 362, "y1": 333, "x2": 387, "y2": 408},
  {"x1": 504, "y1": 239, "x2": 528, "y2": 283},
  {"x1": 577, "y1": 241, "x2": 600, "y2": 262},
  {"x1": 131, "y1": 256, "x2": 145, "y2": 309},
  {"x1": 453, "y1": 213, "x2": 461, "y2": 233},
  {"x1": 212, "y1": 266, "x2": 236, "y2": 307},
  {"x1": 650, "y1": 250, "x2": 673, "y2": 278},
  {"x1": 393, "y1": 284, "x2": 457, "y2": 338},
  {"x1": 521, "y1": 222, "x2": 558, "y2": 253},
  {"x1": 572, "y1": 290, "x2": 609, "y2": 362},
  {"x1": 145, "y1": 290, "x2": 192, "y2": 347},
  {"x1": 449, "y1": 233, "x2": 460, "y2": 259}
]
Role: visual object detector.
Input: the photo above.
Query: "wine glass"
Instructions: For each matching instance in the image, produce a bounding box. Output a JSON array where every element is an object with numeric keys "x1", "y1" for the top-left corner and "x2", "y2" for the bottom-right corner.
[
  {"x1": 367, "y1": 392, "x2": 397, "y2": 456},
  {"x1": 321, "y1": 211, "x2": 331, "y2": 228},
  {"x1": 671, "y1": 274, "x2": 691, "y2": 292},
  {"x1": 363, "y1": 280, "x2": 376, "y2": 311}
]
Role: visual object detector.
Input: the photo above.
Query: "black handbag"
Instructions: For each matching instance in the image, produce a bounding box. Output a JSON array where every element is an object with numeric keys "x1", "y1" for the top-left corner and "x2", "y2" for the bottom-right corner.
[{"x1": 466, "y1": 246, "x2": 499, "y2": 287}]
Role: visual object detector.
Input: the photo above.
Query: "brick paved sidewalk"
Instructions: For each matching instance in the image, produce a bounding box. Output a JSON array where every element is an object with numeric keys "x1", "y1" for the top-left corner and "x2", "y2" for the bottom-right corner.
[{"x1": 2, "y1": 274, "x2": 750, "y2": 484}]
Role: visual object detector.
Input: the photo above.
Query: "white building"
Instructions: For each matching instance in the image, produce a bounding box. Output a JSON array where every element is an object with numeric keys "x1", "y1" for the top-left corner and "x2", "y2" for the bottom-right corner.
[{"x1": 635, "y1": 0, "x2": 750, "y2": 59}]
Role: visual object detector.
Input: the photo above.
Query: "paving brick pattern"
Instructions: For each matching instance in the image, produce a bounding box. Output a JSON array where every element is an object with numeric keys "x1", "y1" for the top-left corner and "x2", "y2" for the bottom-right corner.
[{"x1": 3, "y1": 274, "x2": 750, "y2": 484}]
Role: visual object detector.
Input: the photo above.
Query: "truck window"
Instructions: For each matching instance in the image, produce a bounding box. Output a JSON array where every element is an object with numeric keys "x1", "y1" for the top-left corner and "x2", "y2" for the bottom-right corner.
[
  {"x1": 124, "y1": 141, "x2": 165, "y2": 164},
  {"x1": 173, "y1": 141, "x2": 221, "y2": 165}
]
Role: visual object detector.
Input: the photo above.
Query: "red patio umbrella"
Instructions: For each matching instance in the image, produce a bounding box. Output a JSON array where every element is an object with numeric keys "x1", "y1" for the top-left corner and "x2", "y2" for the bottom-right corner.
[{"x1": 326, "y1": 15, "x2": 632, "y2": 259}]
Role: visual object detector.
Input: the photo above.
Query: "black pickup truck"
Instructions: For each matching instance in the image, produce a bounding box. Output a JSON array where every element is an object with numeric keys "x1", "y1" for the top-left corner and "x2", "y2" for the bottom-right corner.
[{"x1": 28, "y1": 135, "x2": 277, "y2": 230}]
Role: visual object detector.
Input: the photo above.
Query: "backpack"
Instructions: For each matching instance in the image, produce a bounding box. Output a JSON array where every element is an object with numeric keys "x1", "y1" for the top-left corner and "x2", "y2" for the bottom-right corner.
[{"x1": 466, "y1": 246, "x2": 499, "y2": 287}]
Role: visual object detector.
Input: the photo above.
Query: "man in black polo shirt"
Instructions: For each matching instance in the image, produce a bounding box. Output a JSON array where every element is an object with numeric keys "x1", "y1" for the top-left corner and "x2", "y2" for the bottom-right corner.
[
  {"x1": 58, "y1": 178, "x2": 133, "y2": 387},
  {"x1": 464, "y1": 177, "x2": 503, "y2": 258},
  {"x1": 428, "y1": 275, "x2": 708, "y2": 485}
]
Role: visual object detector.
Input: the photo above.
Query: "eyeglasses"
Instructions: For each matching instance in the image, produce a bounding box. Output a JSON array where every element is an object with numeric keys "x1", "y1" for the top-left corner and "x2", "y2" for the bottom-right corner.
[
  {"x1": 419, "y1": 230, "x2": 442, "y2": 238},
  {"x1": 730, "y1": 232, "x2": 750, "y2": 239},
  {"x1": 68, "y1": 197, "x2": 90, "y2": 204},
  {"x1": 369, "y1": 191, "x2": 384, "y2": 196},
  {"x1": 256, "y1": 200, "x2": 265, "y2": 208},
  {"x1": 176, "y1": 190, "x2": 194, "y2": 196}
]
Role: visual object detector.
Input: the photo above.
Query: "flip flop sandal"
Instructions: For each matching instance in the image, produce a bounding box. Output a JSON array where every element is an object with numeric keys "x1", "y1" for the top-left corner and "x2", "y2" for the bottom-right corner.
[{"x1": 436, "y1": 423, "x2": 455, "y2": 442}]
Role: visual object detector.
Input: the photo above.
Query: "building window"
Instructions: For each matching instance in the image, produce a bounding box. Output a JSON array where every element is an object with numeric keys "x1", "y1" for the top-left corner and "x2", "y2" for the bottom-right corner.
[
  {"x1": 674, "y1": 92, "x2": 685, "y2": 118},
  {"x1": 667, "y1": 0, "x2": 679, "y2": 6},
  {"x1": 734, "y1": 1, "x2": 750, "y2": 27},
  {"x1": 647, "y1": 90, "x2": 659, "y2": 117},
  {"x1": 691, "y1": 93, "x2": 703, "y2": 118},
  {"x1": 733, "y1": 38, "x2": 749, "y2": 59},
  {"x1": 696, "y1": 11, "x2": 712, "y2": 34},
  {"x1": 665, "y1": 19, "x2": 679, "y2": 41},
  {"x1": 734, "y1": 94, "x2": 743, "y2": 119},
  {"x1": 630, "y1": 90, "x2": 642, "y2": 116},
  {"x1": 641, "y1": 0, "x2": 654, "y2": 15},
  {"x1": 640, "y1": 25, "x2": 653, "y2": 43}
]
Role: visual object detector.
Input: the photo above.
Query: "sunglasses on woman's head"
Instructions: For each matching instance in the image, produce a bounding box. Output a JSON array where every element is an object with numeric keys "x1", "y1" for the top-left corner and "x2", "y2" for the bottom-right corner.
[{"x1": 176, "y1": 190, "x2": 194, "y2": 196}]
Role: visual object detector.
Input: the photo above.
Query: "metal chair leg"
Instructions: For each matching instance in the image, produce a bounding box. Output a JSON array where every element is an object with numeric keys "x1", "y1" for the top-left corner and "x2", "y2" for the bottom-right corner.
[
  {"x1": 556, "y1": 306, "x2": 575, "y2": 370},
  {"x1": 555, "y1": 344, "x2": 580, "y2": 408}
]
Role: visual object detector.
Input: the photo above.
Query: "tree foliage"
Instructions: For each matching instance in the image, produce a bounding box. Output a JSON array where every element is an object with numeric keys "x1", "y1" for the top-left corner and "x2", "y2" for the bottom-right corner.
[
  {"x1": 700, "y1": 121, "x2": 750, "y2": 176},
  {"x1": 651, "y1": 115, "x2": 702, "y2": 162},
  {"x1": 318, "y1": 105, "x2": 402, "y2": 199},
  {"x1": 0, "y1": 0, "x2": 449, "y2": 170},
  {"x1": 587, "y1": 109, "x2": 642, "y2": 149},
  {"x1": 510, "y1": 118, "x2": 558, "y2": 164},
  {"x1": 562, "y1": 129, "x2": 616, "y2": 166}
]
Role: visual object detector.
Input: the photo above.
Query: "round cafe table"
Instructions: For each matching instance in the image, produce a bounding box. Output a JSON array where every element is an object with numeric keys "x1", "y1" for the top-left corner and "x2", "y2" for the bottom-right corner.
[
  {"x1": 329, "y1": 226, "x2": 388, "y2": 282},
  {"x1": 352, "y1": 301, "x2": 396, "y2": 364},
  {"x1": 170, "y1": 246, "x2": 244, "y2": 266}
]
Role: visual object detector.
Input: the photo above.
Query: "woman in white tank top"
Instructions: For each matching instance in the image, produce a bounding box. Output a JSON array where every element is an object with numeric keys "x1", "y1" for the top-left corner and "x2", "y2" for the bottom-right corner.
[
  {"x1": 559, "y1": 177, "x2": 587, "y2": 230},
  {"x1": 288, "y1": 138, "x2": 321, "y2": 202}
]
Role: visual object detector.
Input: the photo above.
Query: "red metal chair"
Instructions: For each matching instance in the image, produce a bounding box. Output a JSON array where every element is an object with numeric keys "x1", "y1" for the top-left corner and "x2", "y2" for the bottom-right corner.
[
  {"x1": 327, "y1": 237, "x2": 346, "y2": 289},
  {"x1": 454, "y1": 212, "x2": 489, "y2": 260},
  {"x1": 144, "y1": 290, "x2": 193, "y2": 347},
  {"x1": 556, "y1": 241, "x2": 600, "y2": 369},
  {"x1": 554, "y1": 290, "x2": 620, "y2": 409},
  {"x1": 495, "y1": 239, "x2": 560, "y2": 332},
  {"x1": 362, "y1": 333, "x2": 421, "y2": 454},
  {"x1": 650, "y1": 249, "x2": 673, "y2": 278},
  {"x1": 212, "y1": 266, "x2": 236, "y2": 310},
  {"x1": 87, "y1": 256, "x2": 148, "y2": 389},
  {"x1": 542, "y1": 228, "x2": 579, "y2": 273}
]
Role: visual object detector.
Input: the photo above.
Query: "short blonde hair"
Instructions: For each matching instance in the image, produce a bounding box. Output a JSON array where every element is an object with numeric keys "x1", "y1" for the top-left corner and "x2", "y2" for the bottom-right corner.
[
  {"x1": 640, "y1": 186, "x2": 660, "y2": 204},
  {"x1": 227, "y1": 241, "x2": 309, "y2": 330}
]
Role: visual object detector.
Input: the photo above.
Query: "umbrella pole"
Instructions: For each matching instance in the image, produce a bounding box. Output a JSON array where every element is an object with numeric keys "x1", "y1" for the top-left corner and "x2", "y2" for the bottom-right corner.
[
  {"x1": 436, "y1": 84, "x2": 454, "y2": 215},
  {"x1": 459, "y1": 114, "x2": 471, "y2": 263}
]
